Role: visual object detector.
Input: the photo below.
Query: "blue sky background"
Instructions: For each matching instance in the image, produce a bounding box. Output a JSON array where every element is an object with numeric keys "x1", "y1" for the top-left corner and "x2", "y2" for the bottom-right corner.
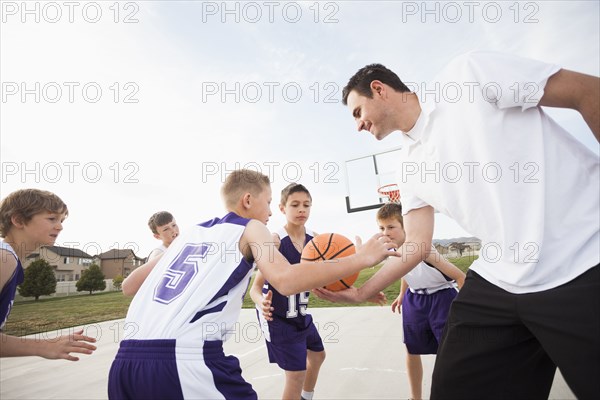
[{"x1": 1, "y1": 1, "x2": 599, "y2": 257}]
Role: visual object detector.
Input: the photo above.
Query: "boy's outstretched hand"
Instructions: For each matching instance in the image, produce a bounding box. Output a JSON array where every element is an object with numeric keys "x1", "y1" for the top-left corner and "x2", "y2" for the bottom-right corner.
[
  {"x1": 354, "y1": 233, "x2": 399, "y2": 267},
  {"x1": 42, "y1": 329, "x2": 97, "y2": 361}
]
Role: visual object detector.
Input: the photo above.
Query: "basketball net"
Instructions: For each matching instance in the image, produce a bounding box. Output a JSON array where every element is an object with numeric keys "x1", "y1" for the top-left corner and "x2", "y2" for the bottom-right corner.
[{"x1": 377, "y1": 184, "x2": 401, "y2": 203}]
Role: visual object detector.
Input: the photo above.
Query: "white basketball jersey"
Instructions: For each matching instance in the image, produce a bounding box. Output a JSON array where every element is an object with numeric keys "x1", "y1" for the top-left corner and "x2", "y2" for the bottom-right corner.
[
  {"x1": 404, "y1": 261, "x2": 457, "y2": 294},
  {"x1": 126, "y1": 212, "x2": 254, "y2": 345}
]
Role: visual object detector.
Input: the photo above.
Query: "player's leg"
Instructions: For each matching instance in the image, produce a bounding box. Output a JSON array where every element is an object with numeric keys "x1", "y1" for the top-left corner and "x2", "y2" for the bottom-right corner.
[
  {"x1": 283, "y1": 370, "x2": 307, "y2": 400},
  {"x1": 431, "y1": 271, "x2": 556, "y2": 400},
  {"x1": 302, "y1": 322, "x2": 326, "y2": 400},
  {"x1": 519, "y1": 264, "x2": 600, "y2": 399},
  {"x1": 402, "y1": 291, "x2": 435, "y2": 400},
  {"x1": 304, "y1": 350, "x2": 326, "y2": 394},
  {"x1": 406, "y1": 353, "x2": 423, "y2": 400},
  {"x1": 266, "y1": 326, "x2": 312, "y2": 400}
]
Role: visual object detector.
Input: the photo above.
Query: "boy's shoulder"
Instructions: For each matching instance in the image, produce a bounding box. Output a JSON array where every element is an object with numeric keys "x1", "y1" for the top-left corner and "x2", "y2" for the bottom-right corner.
[
  {"x1": 0, "y1": 242, "x2": 19, "y2": 286},
  {"x1": 0, "y1": 242, "x2": 18, "y2": 261}
]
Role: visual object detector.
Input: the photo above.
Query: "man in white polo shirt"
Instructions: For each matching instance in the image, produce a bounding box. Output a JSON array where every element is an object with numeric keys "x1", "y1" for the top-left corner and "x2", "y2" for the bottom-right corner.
[{"x1": 315, "y1": 51, "x2": 599, "y2": 399}]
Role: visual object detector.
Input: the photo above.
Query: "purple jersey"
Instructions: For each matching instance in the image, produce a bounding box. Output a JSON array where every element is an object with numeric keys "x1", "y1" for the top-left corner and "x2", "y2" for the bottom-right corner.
[
  {"x1": 263, "y1": 228, "x2": 314, "y2": 329},
  {"x1": 0, "y1": 241, "x2": 24, "y2": 331}
]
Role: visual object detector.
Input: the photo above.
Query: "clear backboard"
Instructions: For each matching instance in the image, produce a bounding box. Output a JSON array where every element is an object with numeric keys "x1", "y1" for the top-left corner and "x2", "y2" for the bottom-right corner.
[{"x1": 344, "y1": 147, "x2": 402, "y2": 213}]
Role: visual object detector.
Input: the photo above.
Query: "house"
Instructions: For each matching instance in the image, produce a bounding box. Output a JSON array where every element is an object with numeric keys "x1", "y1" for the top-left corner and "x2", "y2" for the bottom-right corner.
[
  {"x1": 95, "y1": 249, "x2": 145, "y2": 279},
  {"x1": 25, "y1": 246, "x2": 94, "y2": 282}
]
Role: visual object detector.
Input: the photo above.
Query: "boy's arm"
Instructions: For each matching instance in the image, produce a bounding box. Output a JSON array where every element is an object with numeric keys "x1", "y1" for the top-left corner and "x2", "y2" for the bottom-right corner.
[
  {"x1": 122, "y1": 254, "x2": 162, "y2": 296},
  {"x1": 425, "y1": 247, "x2": 466, "y2": 289},
  {"x1": 0, "y1": 329, "x2": 96, "y2": 360},
  {"x1": 313, "y1": 206, "x2": 434, "y2": 303},
  {"x1": 242, "y1": 220, "x2": 398, "y2": 296},
  {"x1": 249, "y1": 269, "x2": 266, "y2": 306},
  {"x1": 249, "y1": 270, "x2": 274, "y2": 322},
  {"x1": 391, "y1": 278, "x2": 409, "y2": 314},
  {"x1": 540, "y1": 69, "x2": 600, "y2": 141}
]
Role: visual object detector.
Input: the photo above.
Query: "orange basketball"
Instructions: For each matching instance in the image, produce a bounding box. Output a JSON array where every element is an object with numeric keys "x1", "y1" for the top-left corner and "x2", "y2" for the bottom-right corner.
[{"x1": 301, "y1": 233, "x2": 359, "y2": 291}]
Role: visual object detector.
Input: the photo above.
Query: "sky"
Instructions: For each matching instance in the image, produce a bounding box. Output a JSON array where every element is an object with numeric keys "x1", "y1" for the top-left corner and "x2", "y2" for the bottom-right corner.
[{"x1": 1, "y1": 0, "x2": 599, "y2": 258}]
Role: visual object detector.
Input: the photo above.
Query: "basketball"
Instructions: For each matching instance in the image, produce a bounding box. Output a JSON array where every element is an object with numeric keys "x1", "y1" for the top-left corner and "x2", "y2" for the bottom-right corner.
[{"x1": 301, "y1": 233, "x2": 359, "y2": 291}]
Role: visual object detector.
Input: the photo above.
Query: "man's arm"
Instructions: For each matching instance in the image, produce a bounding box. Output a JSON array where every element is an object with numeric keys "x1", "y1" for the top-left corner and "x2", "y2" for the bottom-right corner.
[
  {"x1": 242, "y1": 220, "x2": 398, "y2": 296},
  {"x1": 313, "y1": 206, "x2": 435, "y2": 303},
  {"x1": 540, "y1": 69, "x2": 600, "y2": 141}
]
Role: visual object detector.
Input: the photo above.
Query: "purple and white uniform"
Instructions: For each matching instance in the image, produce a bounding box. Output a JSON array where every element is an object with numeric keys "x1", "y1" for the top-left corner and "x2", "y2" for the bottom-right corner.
[
  {"x1": 108, "y1": 212, "x2": 257, "y2": 400},
  {"x1": 401, "y1": 261, "x2": 458, "y2": 354},
  {"x1": 257, "y1": 228, "x2": 324, "y2": 371},
  {"x1": 0, "y1": 241, "x2": 24, "y2": 331}
]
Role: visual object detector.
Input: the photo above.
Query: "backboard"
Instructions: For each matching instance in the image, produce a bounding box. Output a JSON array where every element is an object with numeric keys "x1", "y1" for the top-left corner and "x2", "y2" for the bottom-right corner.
[{"x1": 344, "y1": 147, "x2": 402, "y2": 213}]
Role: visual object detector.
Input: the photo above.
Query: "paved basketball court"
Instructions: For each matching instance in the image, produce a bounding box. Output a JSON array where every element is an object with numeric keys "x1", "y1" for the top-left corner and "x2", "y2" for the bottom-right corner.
[{"x1": 0, "y1": 307, "x2": 575, "y2": 399}]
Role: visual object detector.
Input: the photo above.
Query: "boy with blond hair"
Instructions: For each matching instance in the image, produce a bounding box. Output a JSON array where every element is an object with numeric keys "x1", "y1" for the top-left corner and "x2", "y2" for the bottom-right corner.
[
  {"x1": 0, "y1": 189, "x2": 97, "y2": 360},
  {"x1": 108, "y1": 170, "x2": 397, "y2": 399}
]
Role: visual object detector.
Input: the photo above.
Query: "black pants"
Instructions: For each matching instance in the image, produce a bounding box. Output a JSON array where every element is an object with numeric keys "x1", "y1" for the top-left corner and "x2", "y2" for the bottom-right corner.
[{"x1": 431, "y1": 265, "x2": 600, "y2": 400}]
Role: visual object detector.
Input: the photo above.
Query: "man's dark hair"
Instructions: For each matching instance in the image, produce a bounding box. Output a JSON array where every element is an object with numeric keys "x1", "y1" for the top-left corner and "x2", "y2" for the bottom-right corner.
[{"x1": 342, "y1": 63, "x2": 410, "y2": 105}]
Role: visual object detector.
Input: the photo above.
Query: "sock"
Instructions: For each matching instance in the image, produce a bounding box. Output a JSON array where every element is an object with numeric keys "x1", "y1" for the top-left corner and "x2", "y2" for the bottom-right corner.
[{"x1": 301, "y1": 390, "x2": 314, "y2": 400}]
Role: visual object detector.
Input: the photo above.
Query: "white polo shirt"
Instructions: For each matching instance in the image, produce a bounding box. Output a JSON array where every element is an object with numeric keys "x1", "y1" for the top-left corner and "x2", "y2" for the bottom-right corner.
[{"x1": 398, "y1": 50, "x2": 600, "y2": 294}]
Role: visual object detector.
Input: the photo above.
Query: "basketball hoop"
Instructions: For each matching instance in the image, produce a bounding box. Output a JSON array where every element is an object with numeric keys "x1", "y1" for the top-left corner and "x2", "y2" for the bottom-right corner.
[{"x1": 377, "y1": 184, "x2": 401, "y2": 203}]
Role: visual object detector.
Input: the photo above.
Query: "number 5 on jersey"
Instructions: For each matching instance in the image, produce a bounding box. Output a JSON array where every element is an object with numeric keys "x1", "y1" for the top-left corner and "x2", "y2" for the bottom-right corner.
[{"x1": 153, "y1": 243, "x2": 211, "y2": 304}]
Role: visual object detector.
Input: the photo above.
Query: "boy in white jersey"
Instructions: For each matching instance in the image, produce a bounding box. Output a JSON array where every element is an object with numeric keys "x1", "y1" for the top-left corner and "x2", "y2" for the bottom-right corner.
[
  {"x1": 379, "y1": 203, "x2": 464, "y2": 400},
  {"x1": 121, "y1": 211, "x2": 179, "y2": 295},
  {"x1": 317, "y1": 52, "x2": 599, "y2": 399},
  {"x1": 251, "y1": 183, "x2": 325, "y2": 400},
  {"x1": 0, "y1": 189, "x2": 97, "y2": 360},
  {"x1": 108, "y1": 169, "x2": 398, "y2": 399}
]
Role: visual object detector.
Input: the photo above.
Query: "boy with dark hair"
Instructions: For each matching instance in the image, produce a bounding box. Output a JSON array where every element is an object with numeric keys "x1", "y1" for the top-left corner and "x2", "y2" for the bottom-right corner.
[
  {"x1": 251, "y1": 183, "x2": 324, "y2": 400},
  {"x1": 147, "y1": 211, "x2": 179, "y2": 260}
]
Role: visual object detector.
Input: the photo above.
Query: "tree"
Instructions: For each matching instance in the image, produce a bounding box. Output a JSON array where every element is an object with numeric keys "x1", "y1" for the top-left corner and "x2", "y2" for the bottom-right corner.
[
  {"x1": 18, "y1": 259, "x2": 57, "y2": 301},
  {"x1": 449, "y1": 242, "x2": 470, "y2": 257},
  {"x1": 76, "y1": 264, "x2": 106, "y2": 295},
  {"x1": 434, "y1": 243, "x2": 449, "y2": 256},
  {"x1": 112, "y1": 275, "x2": 124, "y2": 291}
]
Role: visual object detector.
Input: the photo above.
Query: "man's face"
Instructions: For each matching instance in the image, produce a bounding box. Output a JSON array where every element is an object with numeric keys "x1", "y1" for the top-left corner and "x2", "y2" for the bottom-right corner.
[{"x1": 347, "y1": 87, "x2": 395, "y2": 141}]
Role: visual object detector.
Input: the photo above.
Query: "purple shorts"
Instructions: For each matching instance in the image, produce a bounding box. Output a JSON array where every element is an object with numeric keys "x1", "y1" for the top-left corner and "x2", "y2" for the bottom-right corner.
[
  {"x1": 402, "y1": 287, "x2": 457, "y2": 354},
  {"x1": 108, "y1": 339, "x2": 257, "y2": 400},
  {"x1": 265, "y1": 319, "x2": 325, "y2": 371}
]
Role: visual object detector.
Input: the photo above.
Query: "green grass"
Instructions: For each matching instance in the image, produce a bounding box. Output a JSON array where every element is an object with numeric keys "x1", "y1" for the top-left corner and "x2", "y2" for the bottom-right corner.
[
  {"x1": 448, "y1": 254, "x2": 478, "y2": 274},
  {"x1": 5, "y1": 291, "x2": 133, "y2": 337},
  {"x1": 6, "y1": 256, "x2": 477, "y2": 337}
]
